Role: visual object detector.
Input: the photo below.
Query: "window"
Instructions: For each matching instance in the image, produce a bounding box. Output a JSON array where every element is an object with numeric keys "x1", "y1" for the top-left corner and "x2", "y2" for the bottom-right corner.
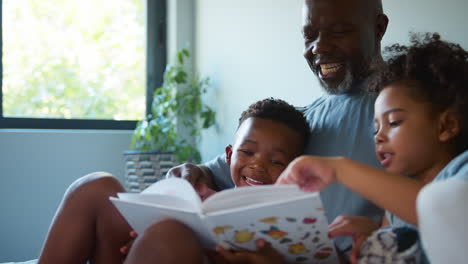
[{"x1": 0, "y1": 0, "x2": 166, "y2": 129}]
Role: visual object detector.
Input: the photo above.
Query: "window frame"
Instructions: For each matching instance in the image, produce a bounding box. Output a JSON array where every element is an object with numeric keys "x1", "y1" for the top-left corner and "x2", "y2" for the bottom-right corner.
[{"x1": 0, "y1": 0, "x2": 166, "y2": 130}]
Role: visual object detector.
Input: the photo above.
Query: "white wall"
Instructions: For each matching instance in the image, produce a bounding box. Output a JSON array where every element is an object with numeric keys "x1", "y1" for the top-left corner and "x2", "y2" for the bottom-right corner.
[
  {"x1": 196, "y1": 0, "x2": 468, "y2": 161},
  {"x1": 196, "y1": 0, "x2": 320, "y2": 160},
  {"x1": 0, "y1": 130, "x2": 132, "y2": 262},
  {"x1": 382, "y1": 0, "x2": 468, "y2": 48}
]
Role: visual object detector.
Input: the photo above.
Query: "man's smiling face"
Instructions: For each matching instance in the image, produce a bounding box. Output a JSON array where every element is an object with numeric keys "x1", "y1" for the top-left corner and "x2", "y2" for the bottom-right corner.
[{"x1": 302, "y1": 0, "x2": 380, "y2": 94}]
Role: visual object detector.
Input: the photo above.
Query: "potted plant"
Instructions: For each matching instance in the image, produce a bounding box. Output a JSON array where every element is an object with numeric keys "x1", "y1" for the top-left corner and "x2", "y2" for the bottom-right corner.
[{"x1": 124, "y1": 48, "x2": 216, "y2": 192}]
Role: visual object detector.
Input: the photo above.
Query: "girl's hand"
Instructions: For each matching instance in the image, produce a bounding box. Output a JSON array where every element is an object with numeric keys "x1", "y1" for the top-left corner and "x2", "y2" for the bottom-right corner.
[
  {"x1": 328, "y1": 215, "x2": 380, "y2": 264},
  {"x1": 275, "y1": 156, "x2": 337, "y2": 192},
  {"x1": 119, "y1": 230, "x2": 138, "y2": 256},
  {"x1": 214, "y1": 239, "x2": 284, "y2": 264}
]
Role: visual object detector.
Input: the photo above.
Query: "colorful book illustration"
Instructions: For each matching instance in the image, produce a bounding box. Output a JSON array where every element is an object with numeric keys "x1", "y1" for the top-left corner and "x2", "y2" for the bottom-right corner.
[{"x1": 110, "y1": 177, "x2": 338, "y2": 264}]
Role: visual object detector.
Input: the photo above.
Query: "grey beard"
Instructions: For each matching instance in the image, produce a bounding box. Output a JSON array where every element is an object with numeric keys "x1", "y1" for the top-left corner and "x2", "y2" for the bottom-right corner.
[
  {"x1": 320, "y1": 67, "x2": 354, "y2": 94},
  {"x1": 320, "y1": 55, "x2": 384, "y2": 94}
]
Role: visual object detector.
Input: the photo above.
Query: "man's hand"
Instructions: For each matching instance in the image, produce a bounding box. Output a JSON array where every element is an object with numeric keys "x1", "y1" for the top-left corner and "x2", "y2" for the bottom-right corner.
[
  {"x1": 212, "y1": 239, "x2": 284, "y2": 264},
  {"x1": 275, "y1": 156, "x2": 337, "y2": 192},
  {"x1": 166, "y1": 163, "x2": 216, "y2": 188},
  {"x1": 166, "y1": 163, "x2": 218, "y2": 200},
  {"x1": 328, "y1": 215, "x2": 380, "y2": 264},
  {"x1": 194, "y1": 183, "x2": 217, "y2": 201}
]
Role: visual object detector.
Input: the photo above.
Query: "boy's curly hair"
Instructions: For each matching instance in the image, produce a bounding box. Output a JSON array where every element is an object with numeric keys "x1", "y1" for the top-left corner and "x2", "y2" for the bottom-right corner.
[
  {"x1": 238, "y1": 98, "x2": 310, "y2": 149},
  {"x1": 369, "y1": 32, "x2": 468, "y2": 154}
]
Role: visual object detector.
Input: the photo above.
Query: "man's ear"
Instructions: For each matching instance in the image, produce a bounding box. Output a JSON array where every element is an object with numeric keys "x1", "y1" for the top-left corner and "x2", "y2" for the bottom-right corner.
[
  {"x1": 225, "y1": 145, "x2": 233, "y2": 166},
  {"x1": 438, "y1": 110, "x2": 460, "y2": 142},
  {"x1": 375, "y1": 14, "x2": 388, "y2": 41}
]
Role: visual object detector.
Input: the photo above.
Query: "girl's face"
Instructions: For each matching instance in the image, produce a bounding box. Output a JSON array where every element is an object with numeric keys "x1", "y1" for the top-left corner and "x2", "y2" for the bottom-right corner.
[
  {"x1": 374, "y1": 84, "x2": 448, "y2": 179},
  {"x1": 226, "y1": 117, "x2": 303, "y2": 187}
]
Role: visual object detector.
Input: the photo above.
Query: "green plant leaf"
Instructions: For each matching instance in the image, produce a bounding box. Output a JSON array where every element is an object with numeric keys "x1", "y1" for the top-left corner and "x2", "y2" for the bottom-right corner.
[
  {"x1": 130, "y1": 47, "x2": 216, "y2": 163},
  {"x1": 177, "y1": 52, "x2": 184, "y2": 64},
  {"x1": 173, "y1": 71, "x2": 187, "y2": 84}
]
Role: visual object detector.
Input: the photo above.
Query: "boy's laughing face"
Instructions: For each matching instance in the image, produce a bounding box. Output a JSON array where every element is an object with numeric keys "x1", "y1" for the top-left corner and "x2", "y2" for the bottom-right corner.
[{"x1": 226, "y1": 117, "x2": 303, "y2": 187}]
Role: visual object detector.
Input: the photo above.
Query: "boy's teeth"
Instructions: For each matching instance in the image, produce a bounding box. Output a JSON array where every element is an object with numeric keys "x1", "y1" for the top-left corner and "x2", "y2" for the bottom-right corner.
[
  {"x1": 320, "y1": 63, "x2": 343, "y2": 75},
  {"x1": 245, "y1": 176, "x2": 264, "y2": 186}
]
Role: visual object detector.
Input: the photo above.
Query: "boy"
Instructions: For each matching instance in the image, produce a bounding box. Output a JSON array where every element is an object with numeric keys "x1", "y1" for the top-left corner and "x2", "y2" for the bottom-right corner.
[{"x1": 39, "y1": 98, "x2": 310, "y2": 264}]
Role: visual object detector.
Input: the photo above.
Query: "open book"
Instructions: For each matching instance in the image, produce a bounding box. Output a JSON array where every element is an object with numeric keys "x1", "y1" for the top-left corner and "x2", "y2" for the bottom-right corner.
[{"x1": 110, "y1": 177, "x2": 338, "y2": 264}]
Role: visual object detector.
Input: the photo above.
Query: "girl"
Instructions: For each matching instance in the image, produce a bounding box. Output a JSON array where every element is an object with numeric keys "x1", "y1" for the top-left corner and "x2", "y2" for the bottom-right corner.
[{"x1": 276, "y1": 32, "x2": 468, "y2": 263}]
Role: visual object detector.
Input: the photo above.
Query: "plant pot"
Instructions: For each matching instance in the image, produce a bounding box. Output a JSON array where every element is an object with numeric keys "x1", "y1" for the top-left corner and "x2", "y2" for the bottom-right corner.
[{"x1": 123, "y1": 151, "x2": 178, "y2": 192}]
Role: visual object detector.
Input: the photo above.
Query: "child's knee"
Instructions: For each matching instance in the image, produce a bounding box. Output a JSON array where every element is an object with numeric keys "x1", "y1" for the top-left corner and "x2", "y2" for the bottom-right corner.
[
  {"x1": 141, "y1": 219, "x2": 199, "y2": 248},
  {"x1": 63, "y1": 172, "x2": 123, "y2": 201},
  {"x1": 126, "y1": 220, "x2": 203, "y2": 264},
  {"x1": 144, "y1": 219, "x2": 193, "y2": 238}
]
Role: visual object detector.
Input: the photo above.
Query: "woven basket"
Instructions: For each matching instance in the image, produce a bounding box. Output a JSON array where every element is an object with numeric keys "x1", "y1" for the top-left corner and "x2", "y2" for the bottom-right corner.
[{"x1": 123, "y1": 151, "x2": 178, "y2": 193}]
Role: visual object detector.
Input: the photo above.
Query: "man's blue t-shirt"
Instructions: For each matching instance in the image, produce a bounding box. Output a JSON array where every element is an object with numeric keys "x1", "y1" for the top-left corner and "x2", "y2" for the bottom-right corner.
[{"x1": 205, "y1": 92, "x2": 384, "y2": 252}]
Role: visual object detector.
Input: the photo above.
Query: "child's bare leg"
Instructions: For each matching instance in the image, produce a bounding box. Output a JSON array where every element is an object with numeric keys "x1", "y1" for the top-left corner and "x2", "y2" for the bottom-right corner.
[
  {"x1": 38, "y1": 172, "x2": 132, "y2": 264},
  {"x1": 125, "y1": 219, "x2": 204, "y2": 264}
]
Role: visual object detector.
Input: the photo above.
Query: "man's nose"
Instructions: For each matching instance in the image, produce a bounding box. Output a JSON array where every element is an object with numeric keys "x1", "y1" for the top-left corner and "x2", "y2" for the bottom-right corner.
[{"x1": 311, "y1": 32, "x2": 334, "y2": 55}]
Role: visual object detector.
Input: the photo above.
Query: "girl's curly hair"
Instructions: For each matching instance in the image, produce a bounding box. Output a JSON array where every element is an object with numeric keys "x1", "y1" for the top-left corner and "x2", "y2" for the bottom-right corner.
[{"x1": 369, "y1": 32, "x2": 468, "y2": 154}]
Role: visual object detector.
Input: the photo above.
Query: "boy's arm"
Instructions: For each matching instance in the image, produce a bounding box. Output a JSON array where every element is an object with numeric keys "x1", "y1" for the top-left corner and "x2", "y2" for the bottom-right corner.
[{"x1": 277, "y1": 156, "x2": 425, "y2": 226}]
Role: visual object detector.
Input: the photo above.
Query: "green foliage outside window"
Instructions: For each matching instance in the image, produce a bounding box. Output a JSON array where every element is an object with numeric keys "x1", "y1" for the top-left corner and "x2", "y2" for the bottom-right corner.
[{"x1": 2, "y1": 0, "x2": 145, "y2": 120}]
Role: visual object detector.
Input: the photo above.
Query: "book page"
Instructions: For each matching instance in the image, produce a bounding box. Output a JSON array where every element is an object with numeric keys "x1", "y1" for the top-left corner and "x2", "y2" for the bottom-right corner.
[
  {"x1": 110, "y1": 197, "x2": 216, "y2": 248},
  {"x1": 203, "y1": 193, "x2": 339, "y2": 264},
  {"x1": 117, "y1": 193, "x2": 197, "y2": 213},
  {"x1": 201, "y1": 184, "x2": 304, "y2": 214},
  {"x1": 141, "y1": 177, "x2": 202, "y2": 210},
  {"x1": 116, "y1": 178, "x2": 202, "y2": 213}
]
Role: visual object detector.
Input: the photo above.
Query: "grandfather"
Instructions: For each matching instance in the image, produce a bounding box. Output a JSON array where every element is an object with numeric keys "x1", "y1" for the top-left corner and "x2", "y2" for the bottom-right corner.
[{"x1": 170, "y1": 0, "x2": 389, "y2": 254}]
